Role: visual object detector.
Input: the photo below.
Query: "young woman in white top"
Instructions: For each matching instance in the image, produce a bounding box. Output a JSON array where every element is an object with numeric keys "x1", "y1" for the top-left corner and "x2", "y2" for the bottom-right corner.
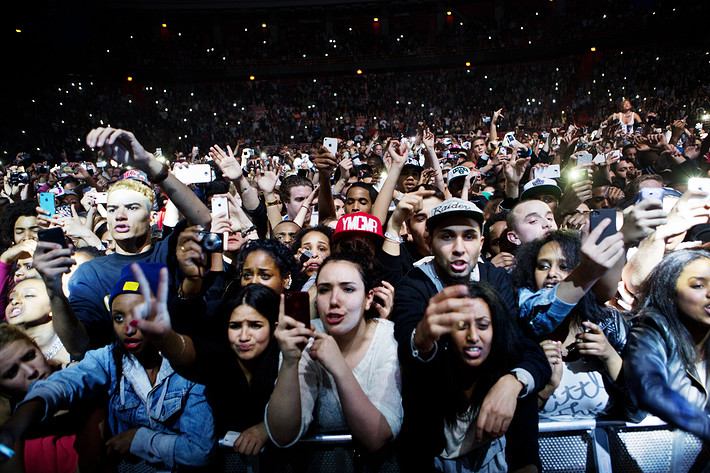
[{"x1": 265, "y1": 244, "x2": 402, "y2": 453}]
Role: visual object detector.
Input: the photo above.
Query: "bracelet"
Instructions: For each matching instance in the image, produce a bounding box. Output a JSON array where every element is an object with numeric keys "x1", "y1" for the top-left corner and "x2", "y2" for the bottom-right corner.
[
  {"x1": 384, "y1": 231, "x2": 403, "y2": 244},
  {"x1": 149, "y1": 162, "x2": 170, "y2": 184},
  {"x1": 175, "y1": 333, "x2": 186, "y2": 357},
  {"x1": 265, "y1": 199, "x2": 279, "y2": 207},
  {"x1": 241, "y1": 225, "x2": 258, "y2": 237}
]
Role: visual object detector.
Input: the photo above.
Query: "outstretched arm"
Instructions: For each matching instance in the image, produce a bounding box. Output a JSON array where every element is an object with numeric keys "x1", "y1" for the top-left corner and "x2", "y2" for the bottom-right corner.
[{"x1": 87, "y1": 127, "x2": 211, "y2": 228}]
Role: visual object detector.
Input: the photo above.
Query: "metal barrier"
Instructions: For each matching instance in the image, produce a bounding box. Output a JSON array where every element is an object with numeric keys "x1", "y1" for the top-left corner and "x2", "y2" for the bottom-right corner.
[{"x1": 119, "y1": 418, "x2": 710, "y2": 472}]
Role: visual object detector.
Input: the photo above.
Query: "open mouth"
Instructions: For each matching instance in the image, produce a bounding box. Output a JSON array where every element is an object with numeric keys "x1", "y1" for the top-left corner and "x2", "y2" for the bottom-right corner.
[
  {"x1": 7, "y1": 307, "x2": 23, "y2": 319},
  {"x1": 451, "y1": 260, "x2": 468, "y2": 272},
  {"x1": 123, "y1": 339, "x2": 142, "y2": 350},
  {"x1": 543, "y1": 281, "x2": 559, "y2": 289},
  {"x1": 114, "y1": 225, "x2": 130, "y2": 233},
  {"x1": 464, "y1": 346, "x2": 483, "y2": 359},
  {"x1": 326, "y1": 314, "x2": 345, "y2": 324}
]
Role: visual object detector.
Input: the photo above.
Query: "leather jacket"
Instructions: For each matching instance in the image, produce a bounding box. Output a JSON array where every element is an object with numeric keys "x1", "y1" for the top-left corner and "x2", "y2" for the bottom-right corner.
[{"x1": 625, "y1": 311, "x2": 710, "y2": 440}]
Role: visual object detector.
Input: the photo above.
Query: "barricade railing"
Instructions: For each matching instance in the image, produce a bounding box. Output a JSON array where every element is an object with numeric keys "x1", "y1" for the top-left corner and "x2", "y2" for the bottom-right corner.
[{"x1": 119, "y1": 417, "x2": 710, "y2": 472}]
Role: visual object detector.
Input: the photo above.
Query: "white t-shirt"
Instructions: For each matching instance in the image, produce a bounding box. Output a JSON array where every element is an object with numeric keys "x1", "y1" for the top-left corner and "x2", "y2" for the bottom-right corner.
[
  {"x1": 539, "y1": 357, "x2": 610, "y2": 421},
  {"x1": 267, "y1": 318, "x2": 403, "y2": 446}
]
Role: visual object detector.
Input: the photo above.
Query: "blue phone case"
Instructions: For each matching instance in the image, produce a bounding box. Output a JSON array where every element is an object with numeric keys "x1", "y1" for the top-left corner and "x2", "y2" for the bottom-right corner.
[{"x1": 39, "y1": 193, "x2": 55, "y2": 216}]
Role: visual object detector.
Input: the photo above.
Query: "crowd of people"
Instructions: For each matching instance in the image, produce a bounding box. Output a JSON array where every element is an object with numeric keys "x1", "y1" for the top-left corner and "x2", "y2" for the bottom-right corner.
[
  {"x1": 5, "y1": 45, "x2": 710, "y2": 167},
  {"x1": 0, "y1": 76, "x2": 709, "y2": 471}
]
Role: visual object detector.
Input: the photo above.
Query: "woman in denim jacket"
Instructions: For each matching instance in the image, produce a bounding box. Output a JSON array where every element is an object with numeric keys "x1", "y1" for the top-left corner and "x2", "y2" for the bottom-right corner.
[
  {"x1": 0, "y1": 262, "x2": 215, "y2": 470},
  {"x1": 512, "y1": 229, "x2": 630, "y2": 419},
  {"x1": 626, "y1": 249, "x2": 710, "y2": 440}
]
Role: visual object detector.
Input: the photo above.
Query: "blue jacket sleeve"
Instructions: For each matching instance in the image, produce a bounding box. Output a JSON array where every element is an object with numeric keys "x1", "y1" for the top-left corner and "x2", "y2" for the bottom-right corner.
[
  {"x1": 518, "y1": 286, "x2": 576, "y2": 338},
  {"x1": 129, "y1": 383, "x2": 215, "y2": 468},
  {"x1": 22, "y1": 347, "x2": 113, "y2": 420}
]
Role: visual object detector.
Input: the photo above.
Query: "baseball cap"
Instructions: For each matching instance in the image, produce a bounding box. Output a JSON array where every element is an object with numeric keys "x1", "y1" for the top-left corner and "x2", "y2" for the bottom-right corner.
[
  {"x1": 109, "y1": 262, "x2": 165, "y2": 309},
  {"x1": 447, "y1": 166, "x2": 470, "y2": 184},
  {"x1": 426, "y1": 198, "x2": 484, "y2": 231},
  {"x1": 333, "y1": 212, "x2": 384, "y2": 242},
  {"x1": 520, "y1": 178, "x2": 562, "y2": 201},
  {"x1": 121, "y1": 169, "x2": 151, "y2": 186}
]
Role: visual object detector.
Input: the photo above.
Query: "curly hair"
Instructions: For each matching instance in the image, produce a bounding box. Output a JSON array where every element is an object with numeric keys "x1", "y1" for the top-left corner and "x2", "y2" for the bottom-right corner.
[
  {"x1": 512, "y1": 229, "x2": 611, "y2": 334},
  {"x1": 0, "y1": 199, "x2": 38, "y2": 248},
  {"x1": 290, "y1": 225, "x2": 334, "y2": 255},
  {"x1": 107, "y1": 179, "x2": 155, "y2": 210},
  {"x1": 234, "y1": 239, "x2": 298, "y2": 286}
]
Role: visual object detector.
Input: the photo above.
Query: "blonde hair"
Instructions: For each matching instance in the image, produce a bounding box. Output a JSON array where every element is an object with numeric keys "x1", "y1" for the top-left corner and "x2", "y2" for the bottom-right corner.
[
  {"x1": 107, "y1": 179, "x2": 155, "y2": 209},
  {"x1": 0, "y1": 323, "x2": 36, "y2": 352}
]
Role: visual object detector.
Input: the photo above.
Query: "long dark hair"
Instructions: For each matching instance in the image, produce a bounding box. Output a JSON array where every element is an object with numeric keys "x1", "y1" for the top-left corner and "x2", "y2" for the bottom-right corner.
[
  {"x1": 512, "y1": 230, "x2": 610, "y2": 335},
  {"x1": 636, "y1": 249, "x2": 710, "y2": 370},
  {"x1": 441, "y1": 283, "x2": 523, "y2": 424},
  {"x1": 215, "y1": 284, "x2": 280, "y2": 397}
]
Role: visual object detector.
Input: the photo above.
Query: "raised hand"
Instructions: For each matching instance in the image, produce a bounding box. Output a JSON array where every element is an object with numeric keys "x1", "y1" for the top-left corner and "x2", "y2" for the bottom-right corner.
[
  {"x1": 371, "y1": 281, "x2": 395, "y2": 319},
  {"x1": 256, "y1": 169, "x2": 279, "y2": 195},
  {"x1": 274, "y1": 295, "x2": 314, "y2": 363},
  {"x1": 130, "y1": 263, "x2": 171, "y2": 340},
  {"x1": 176, "y1": 226, "x2": 208, "y2": 279},
  {"x1": 309, "y1": 331, "x2": 347, "y2": 375},
  {"x1": 86, "y1": 127, "x2": 154, "y2": 173},
  {"x1": 210, "y1": 144, "x2": 243, "y2": 181}
]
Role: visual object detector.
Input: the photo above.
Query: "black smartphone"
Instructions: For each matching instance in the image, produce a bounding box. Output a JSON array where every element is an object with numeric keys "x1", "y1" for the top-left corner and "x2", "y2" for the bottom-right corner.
[
  {"x1": 38, "y1": 227, "x2": 68, "y2": 249},
  {"x1": 589, "y1": 209, "x2": 617, "y2": 244},
  {"x1": 285, "y1": 291, "x2": 310, "y2": 326}
]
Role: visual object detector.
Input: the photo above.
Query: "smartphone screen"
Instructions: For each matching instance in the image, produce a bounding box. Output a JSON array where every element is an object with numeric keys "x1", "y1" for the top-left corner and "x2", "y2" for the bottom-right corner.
[
  {"x1": 285, "y1": 291, "x2": 310, "y2": 326},
  {"x1": 589, "y1": 209, "x2": 617, "y2": 244}
]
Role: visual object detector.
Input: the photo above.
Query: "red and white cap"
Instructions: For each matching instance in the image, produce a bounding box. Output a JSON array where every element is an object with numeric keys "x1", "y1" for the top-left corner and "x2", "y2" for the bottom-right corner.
[{"x1": 333, "y1": 212, "x2": 384, "y2": 242}]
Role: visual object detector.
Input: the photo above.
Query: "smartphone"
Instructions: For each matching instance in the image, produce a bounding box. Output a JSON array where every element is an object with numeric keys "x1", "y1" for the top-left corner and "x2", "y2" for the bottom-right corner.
[
  {"x1": 285, "y1": 291, "x2": 310, "y2": 326},
  {"x1": 637, "y1": 188, "x2": 664, "y2": 204},
  {"x1": 503, "y1": 132, "x2": 515, "y2": 147},
  {"x1": 299, "y1": 249, "x2": 313, "y2": 264},
  {"x1": 576, "y1": 152, "x2": 594, "y2": 166},
  {"x1": 0, "y1": 443, "x2": 14, "y2": 460},
  {"x1": 534, "y1": 165, "x2": 560, "y2": 180},
  {"x1": 94, "y1": 192, "x2": 108, "y2": 205},
  {"x1": 211, "y1": 195, "x2": 228, "y2": 215},
  {"x1": 589, "y1": 209, "x2": 617, "y2": 244},
  {"x1": 38, "y1": 227, "x2": 68, "y2": 249},
  {"x1": 219, "y1": 431, "x2": 241, "y2": 448},
  {"x1": 39, "y1": 192, "x2": 55, "y2": 217},
  {"x1": 241, "y1": 148, "x2": 254, "y2": 160},
  {"x1": 173, "y1": 164, "x2": 214, "y2": 185},
  {"x1": 688, "y1": 177, "x2": 710, "y2": 196},
  {"x1": 323, "y1": 137, "x2": 338, "y2": 155}
]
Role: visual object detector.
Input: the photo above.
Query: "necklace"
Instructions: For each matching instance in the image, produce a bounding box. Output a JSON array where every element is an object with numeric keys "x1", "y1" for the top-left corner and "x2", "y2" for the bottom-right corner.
[{"x1": 44, "y1": 334, "x2": 64, "y2": 361}]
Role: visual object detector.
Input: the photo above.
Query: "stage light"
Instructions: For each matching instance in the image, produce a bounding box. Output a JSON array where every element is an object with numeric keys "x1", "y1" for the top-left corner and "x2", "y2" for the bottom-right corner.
[
  {"x1": 249, "y1": 76, "x2": 255, "y2": 80},
  {"x1": 446, "y1": 11, "x2": 452, "y2": 16},
  {"x1": 127, "y1": 77, "x2": 133, "y2": 82},
  {"x1": 162, "y1": 23, "x2": 167, "y2": 28},
  {"x1": 373, "y1": 17, "x2": 379, "y2": 22},
  {"x1": 15, "y1": 29, "x2": 21, "y2": 33},
  {"x1": 465, "y1": 62, "x2": 470, "y2": 67},
  {"x1": 591, "y1": 47, "x2": 597, "y2": 52},
  {"x1": 262, "y1": 23, "x2": 267, "y2": 28},
  {"x1": 356, "y1": 69, "x2": 362, "y2": 74}
]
